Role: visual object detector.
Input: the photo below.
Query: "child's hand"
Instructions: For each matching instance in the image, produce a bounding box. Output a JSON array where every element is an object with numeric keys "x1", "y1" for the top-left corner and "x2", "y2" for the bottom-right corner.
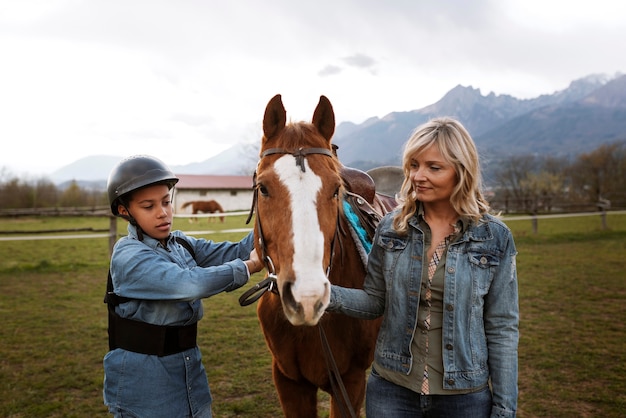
[{"x1": 246, "y1": 249, "x2": 263, "y2": 274}]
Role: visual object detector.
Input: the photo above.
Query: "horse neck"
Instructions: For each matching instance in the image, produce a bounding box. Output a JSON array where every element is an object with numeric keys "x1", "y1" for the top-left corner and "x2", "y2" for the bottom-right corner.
[{"x1": 329, "y1": 213, "x2": 368, "y2": 288}]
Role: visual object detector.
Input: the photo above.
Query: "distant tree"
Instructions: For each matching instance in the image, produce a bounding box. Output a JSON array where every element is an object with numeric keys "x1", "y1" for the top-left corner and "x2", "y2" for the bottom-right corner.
[
  {"x1": 58, "y1": 181, "x2": 83, "y2": 207},
  {"x1": 567, "y1": 141, "x2": 626, "y2": 208},
  {"x1": 493, "y1": 155, "x2": 539, "y2": 212},
  {"x1": 0, "y1": 177, "x2": 34, "y2": 209},
  {"x1": 33, "y1": 178, "x2": 59, "y2": 208},
  {"x1": 83, "y1": 189, "x2": 108, "y2": 207},
  {"x1": 519, "y1": 171, "x2": 565, "y2": 212},
  {"x1": 492, "y1": 154, "x2": 569, "y2": 213}
]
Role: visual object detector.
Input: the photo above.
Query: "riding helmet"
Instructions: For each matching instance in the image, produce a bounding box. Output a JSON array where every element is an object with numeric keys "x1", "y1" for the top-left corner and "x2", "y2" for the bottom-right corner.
[{"x1": 107, "y1": 155, "x2": 179, "y2": 216}]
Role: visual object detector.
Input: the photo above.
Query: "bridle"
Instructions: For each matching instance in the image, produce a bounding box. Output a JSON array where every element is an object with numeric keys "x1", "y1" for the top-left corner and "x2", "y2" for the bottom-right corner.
[
  {"x1": 239, "y1": 146, "x2": 337, "y2": 306},
  {"x1": 238, "y1": 145, "x2": 357, "y2": 418}
]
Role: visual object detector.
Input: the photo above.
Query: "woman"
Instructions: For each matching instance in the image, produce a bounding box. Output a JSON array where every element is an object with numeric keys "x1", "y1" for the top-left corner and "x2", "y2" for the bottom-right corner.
[
  {"x1": 103, "y1": 155, "x2": 263, "y2": 418},
  {"x1": 327, "y1": 118, "x2": 519, "y2": 417}
]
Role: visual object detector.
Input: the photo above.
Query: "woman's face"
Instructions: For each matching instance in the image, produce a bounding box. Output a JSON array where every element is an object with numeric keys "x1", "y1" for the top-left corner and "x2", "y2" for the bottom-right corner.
[
  {"x1": 408, "y1": 144, "x2": 457, "y2": 204},
  {"x1": 118, "y1": 183, "x2": 173, "y2": 242}
]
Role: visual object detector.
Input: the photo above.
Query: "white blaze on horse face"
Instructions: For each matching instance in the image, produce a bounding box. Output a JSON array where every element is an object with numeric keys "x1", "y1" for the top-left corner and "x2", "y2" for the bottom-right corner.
[{"x1": 273, "y1": 155, "x2": 330, "y2": 323}]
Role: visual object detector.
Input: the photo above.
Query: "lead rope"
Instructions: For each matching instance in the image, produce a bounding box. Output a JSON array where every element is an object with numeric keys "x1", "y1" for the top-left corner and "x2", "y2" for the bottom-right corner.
[{"x1": 319, "y1": 324, "x2": 357, "y2": 418}]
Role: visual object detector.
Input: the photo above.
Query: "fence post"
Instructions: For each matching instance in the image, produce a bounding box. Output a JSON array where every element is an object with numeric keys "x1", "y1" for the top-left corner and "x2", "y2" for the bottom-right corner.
[
  {"x1": 597, "y1": 199, "x2": 610, "y2": 230},
  {"x1": 109, "y1": 216, "x2": 117, "y2": 257},
  {"x1": 532, "y1": 214, "x2": 538, "y2": 234}
]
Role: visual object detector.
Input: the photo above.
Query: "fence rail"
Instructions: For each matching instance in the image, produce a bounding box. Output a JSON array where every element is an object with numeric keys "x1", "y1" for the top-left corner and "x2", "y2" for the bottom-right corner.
[
  {"x1": 2, "y1": 210, "x2": 625, "y2": 243},
  {"x1": 0, "y1": 206, "x2": 110, "y2": 217}
]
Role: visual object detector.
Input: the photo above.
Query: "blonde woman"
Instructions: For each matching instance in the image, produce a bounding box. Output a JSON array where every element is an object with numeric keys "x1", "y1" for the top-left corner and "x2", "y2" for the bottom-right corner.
[{"x1": 327, "y1": 118, "x2": 519, "y2": 417}]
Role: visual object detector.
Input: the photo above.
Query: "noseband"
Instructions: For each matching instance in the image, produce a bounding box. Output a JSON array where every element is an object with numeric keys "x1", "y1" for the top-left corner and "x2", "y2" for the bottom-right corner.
[{"x1": 239, "y1": 147, "x2": 338, "y2": 306}]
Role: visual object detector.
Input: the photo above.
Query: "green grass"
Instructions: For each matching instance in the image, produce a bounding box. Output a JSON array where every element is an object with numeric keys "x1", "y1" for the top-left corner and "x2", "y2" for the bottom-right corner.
[{"x1": 0, "y1": 213, "x2": 625, "y2": 417}]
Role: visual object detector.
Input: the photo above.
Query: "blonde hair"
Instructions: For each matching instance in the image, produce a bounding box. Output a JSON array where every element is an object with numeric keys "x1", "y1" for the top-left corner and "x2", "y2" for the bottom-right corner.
[{"x1": 393, "y1": 117, "x2": 490, "y2": 234}]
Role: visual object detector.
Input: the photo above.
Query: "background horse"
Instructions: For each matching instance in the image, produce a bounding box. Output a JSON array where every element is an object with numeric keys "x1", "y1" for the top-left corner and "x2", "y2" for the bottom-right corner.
[
  {"x1": 181, "y1": 200, "x2": 225, "y2": 223},
  {"x1": 247, "y1": 94, "x2": 389, "y2": 417}
]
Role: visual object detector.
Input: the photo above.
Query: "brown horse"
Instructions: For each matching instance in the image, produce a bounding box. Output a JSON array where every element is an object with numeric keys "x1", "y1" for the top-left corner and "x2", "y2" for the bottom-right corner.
[
  {"x1": 180, "y1": 200, "x2": 225, "y2": 223},
  {"x1": 245, "y1": 94, "x2": 390, "y2": 417}
]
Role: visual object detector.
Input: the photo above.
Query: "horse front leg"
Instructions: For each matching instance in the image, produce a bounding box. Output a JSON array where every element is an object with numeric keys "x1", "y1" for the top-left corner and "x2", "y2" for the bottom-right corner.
[{"x1": 272, "y1": 360, "x2": 318, "y2": 418}]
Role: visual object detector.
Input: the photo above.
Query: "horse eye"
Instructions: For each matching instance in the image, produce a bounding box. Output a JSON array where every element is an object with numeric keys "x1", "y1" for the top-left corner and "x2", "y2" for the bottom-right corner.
[
  {"x1": 259, "y1": 184, "x2": 269, "y2": 197},
  {"x1": 333, "y1": 187, "x2": 340, "y2": 199}
]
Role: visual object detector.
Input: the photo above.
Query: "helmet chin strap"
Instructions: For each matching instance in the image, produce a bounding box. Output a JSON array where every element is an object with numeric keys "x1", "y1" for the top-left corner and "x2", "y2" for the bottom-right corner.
[{"x1": 120, "y1": 207, "x2": 145, "y2": 241}]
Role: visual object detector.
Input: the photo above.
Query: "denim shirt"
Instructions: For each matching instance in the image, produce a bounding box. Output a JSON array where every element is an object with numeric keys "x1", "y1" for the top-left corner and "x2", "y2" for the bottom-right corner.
[
  {"x1": 328, "y1": 210, "x2": 519, "y2": 418},
  {"x1": 103, "y1": 225, "x2": 254, "y2": 417}
]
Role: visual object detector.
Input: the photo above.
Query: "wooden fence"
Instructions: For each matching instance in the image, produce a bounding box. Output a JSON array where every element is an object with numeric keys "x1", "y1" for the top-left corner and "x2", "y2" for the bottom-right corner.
[
  {"x1": 1, "y1": 210, "x2": 625, "y2": 257},
  {"x1": 0, "y1": 210, "x2": 252, "y2": 256}
]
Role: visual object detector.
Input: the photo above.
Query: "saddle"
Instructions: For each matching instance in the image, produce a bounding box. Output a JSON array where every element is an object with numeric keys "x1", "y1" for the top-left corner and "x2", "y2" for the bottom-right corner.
[{"x1": 340, "y1": 165, "x2": 397, "y2": 241}]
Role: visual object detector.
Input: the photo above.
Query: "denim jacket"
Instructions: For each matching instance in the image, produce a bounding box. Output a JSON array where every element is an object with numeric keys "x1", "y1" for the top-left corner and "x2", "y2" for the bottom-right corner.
[
  {"x1": 328, "y1": 210, "x2": 519, "y2": 417},
  {"x1": 103, "y1": 225, "x2": 253, "y2": 417}
]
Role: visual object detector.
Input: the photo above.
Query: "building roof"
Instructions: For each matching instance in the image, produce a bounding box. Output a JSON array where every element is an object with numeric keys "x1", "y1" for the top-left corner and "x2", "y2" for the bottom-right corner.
[{"x1": 175, "y1": 174, "x2": 253, "y2": 190}]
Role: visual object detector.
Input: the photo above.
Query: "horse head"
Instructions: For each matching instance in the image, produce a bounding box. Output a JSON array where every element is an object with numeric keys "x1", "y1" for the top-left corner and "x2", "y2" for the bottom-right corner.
[{"x1": 254, "y1": 94, "x2": 342, "y2": 326}]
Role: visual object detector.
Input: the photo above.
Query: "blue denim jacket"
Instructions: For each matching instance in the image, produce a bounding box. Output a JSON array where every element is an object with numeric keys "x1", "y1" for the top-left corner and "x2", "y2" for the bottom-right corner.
[
  {"x1": 328, "y1": 211, "x2": 519, "y2": 417},
  {"x1": 103, "y1": 225, "x2": 254, "y2": 417}
]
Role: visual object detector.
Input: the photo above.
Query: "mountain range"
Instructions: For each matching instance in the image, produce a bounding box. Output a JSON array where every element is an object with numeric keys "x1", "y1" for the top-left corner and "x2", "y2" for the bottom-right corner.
[{"x1": 52, "y1": 72, "x2": 626, "y2": 188}]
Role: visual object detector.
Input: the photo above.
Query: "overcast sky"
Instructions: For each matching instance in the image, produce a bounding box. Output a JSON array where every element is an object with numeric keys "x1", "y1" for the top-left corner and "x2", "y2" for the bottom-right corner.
[{"x1": 1, "y1": 0, "x2": 625, "y2": 177}]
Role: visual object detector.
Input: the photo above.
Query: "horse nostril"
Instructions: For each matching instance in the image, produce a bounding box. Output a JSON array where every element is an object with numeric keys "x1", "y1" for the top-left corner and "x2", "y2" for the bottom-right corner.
[
  {"x1": 315, "y1": 282, "x2": 330, "y2": 315},
  {"x1": 282, "y1": 282, "x2": 302, "y2": 315}
]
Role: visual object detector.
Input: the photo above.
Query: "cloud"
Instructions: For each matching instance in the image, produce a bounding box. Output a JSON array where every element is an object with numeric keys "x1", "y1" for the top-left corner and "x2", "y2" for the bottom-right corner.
[
  {"x1": 318, "y1": 65, "x2": 343, "y2": 77},
  {"x1": 343, "y1": 54, "x2": 377, "y2": 69},
  {"x1": 343, "y1": 53, "x2": 378, "y2": 75},
  {"x1": 319, "y1": 54, "x2": 378, "y2": 78}
]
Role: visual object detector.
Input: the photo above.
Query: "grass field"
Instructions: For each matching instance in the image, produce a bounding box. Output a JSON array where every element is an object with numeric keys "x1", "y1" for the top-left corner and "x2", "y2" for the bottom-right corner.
[{"x1": 0, "y1": 213, "x2": 624, "y2": 417}]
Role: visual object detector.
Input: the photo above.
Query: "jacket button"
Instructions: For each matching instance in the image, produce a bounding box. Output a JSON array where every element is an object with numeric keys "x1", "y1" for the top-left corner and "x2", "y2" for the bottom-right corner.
[
  {"x1": 446, "y1": 304, "x2": 454, "y2": 311},
  {"x1": 447, "y1": 266, "x2": 455, "y2": 273},
  {"x1": 480, "y1": 256, "x2": 488, "y2": 264},
  {"x1": 446, "y1": 343, "x2": 453, "y2": 350},
  {"x1": 446, "y1": 378, "x2": 455, "y2": 385}
]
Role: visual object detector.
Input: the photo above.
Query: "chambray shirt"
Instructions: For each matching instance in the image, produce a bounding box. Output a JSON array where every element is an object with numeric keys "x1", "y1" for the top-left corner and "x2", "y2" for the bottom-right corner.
[
  {"x1": 328, "y1": 209, "x2": 519, "y2": 418},
  {"x1": 103, "y1": 224, "x2": 254, "y2": 418}
]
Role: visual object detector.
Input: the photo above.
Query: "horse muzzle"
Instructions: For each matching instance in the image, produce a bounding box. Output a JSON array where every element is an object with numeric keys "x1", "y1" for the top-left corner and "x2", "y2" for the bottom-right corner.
[{"x1": 280, "y1": 279, "x2": 330, "y2": 326}]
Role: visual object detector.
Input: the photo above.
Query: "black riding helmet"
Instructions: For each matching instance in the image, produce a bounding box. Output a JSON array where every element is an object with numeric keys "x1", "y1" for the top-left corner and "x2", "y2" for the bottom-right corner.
[{"x1": 107, "y1": 155, "x2": 179, "y2": 216}]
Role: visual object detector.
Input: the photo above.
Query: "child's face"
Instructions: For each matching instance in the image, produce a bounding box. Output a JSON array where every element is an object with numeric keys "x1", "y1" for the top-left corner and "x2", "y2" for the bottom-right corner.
[{"x1": 119, "y1": 183, "x2": 173, "y2": 242}]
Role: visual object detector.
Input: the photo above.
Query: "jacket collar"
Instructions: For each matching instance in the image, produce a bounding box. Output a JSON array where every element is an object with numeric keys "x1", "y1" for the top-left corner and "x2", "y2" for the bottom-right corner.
[
  {"x1": 127, "y1": 224, "x2": 174, "y2": 250},
  {"x1": 408, "y1": 203, "x2": 493, "y2": 242}
]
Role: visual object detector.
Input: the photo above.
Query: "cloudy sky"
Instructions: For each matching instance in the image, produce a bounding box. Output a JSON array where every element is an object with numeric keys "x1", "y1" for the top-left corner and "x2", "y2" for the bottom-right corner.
[{"x1": 1, "y1": 0, "x2": 625, "y2": 177}]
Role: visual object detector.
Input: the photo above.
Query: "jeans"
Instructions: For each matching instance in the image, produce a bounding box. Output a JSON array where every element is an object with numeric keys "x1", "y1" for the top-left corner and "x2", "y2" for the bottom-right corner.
[
  {"x1": 366, "y1": 368, "x2": 492, "y2": 418},
  {"x1": 111, "y1": 404, "x2": 212, "y2": 418}
]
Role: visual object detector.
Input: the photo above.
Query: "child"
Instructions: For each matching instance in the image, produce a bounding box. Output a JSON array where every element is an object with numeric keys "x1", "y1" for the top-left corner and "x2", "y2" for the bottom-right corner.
[{"x1": 103, "y1": 155, "x2": 262, "y2": 418}]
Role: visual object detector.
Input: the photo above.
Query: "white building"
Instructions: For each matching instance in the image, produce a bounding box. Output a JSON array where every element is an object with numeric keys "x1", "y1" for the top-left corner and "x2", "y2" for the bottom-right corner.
[{"x1": 173, "y1": 174, "x2": 254, "y2": 213}]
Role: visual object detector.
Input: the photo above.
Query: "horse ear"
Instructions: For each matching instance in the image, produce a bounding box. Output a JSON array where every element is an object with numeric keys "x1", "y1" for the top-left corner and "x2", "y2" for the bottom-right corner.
[
  {"x1": 263, "y1": 94, "x2": 287, "y2": 140},
  {"x1": 312, "y1": 95, "x2": 335, "y2": 142}
]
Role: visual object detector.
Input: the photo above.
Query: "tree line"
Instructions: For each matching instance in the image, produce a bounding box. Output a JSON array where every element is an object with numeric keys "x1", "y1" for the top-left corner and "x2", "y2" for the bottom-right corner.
[
  {"x1": 489, "y1": 141, "x2": 626, "y2": 213},
  {"x1": 1, "y1": 141, "x2": 625, "y2": 214},
  {"x1": 0, "y1": 173, "x2": 107, "y2": 210}
]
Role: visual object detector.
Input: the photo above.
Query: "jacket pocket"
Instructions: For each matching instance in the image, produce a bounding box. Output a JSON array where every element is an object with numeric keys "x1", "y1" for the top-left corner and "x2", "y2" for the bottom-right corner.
[
  {"x1": 377, "y1": 234, "x2": 408, "y2": 276},
  {"x1": 468, "y1": 250, "x2": 500, "y2": 291},
  {"x1": 468, "y1": 251, "x2": 500, "y2": 268}
]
